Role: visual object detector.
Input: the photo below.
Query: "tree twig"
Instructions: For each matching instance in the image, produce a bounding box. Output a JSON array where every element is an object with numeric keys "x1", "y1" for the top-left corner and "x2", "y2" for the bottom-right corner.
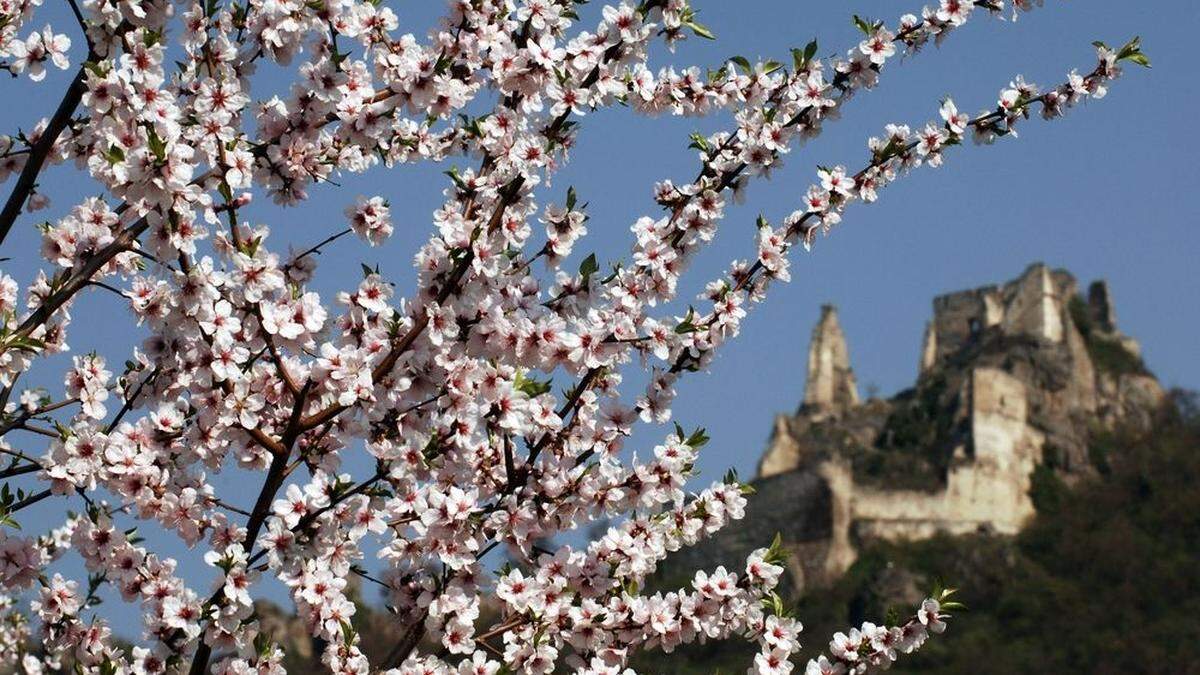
[{"x1": 0, "y1": 64, "x2": 88, "y2": 247}]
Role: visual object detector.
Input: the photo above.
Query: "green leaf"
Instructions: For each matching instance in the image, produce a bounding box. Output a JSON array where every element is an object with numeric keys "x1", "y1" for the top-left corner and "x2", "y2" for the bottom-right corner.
[
  {"x1": 1117, "y1": 35, "x2": 1141, "y2": 58},
  {"x1": 789, "y1": 41, "x2": 821, "y2": 72},
  {"x1": 1124, "y1": 52, "x2": 1151, "y2": 68},
  {"x1": 790, "y1": 48, "x2": 806, "y2": 72},
  {"x1": 763, "y1": 532, "x2": 787, "y2": 565},
  {"x1": 254, "y1": 632, "x2": 276, "y2": 658},
  {"x1": 102, "y1": 145, "x2": 125, "y2": 165},
  {"x1": 674, "y1": 307, "x2": 701, "y2": 335},
  {"x1": 1104, "y1": 36, "x2": 1152, "y2": 67},
  {"x1": 674, "y1": 320, "x2": 697, "y2": 335},
  {"x1": 514, "y1": 370, "x2": 553, "y2": 398},
  {"x1": 145, "y1": 127, "x2": 167, "y2": 163},
  {"x1": 687, "y1": 19, "x2": 716, "y2": 40},
  {"x1": 5, "y1": 336, "x2": 45, "y2": 354},
  {"x1": 578, "y1": 253, "x2": 599, "y2": 283},
  {"x1": 242, "y1": 235, "x2": 263, "y2": 258},
  {"x1": 771, "y1": 591, "x2": 787, "y2": 617},
  {"x1": 729, "y1": 55, "x2": 752, "y2": 73},
  {"x1": 675, "y1": 422, "x2": 687, "y2": 442},
  {"x1": 443, "y1": 166, "x2": 469, "y2": 191},
  {"x1": 421, "y1": 431, "x2": 442, "y2": 461},
  {"x1": 1115, "y1": 36, "x2": 1151, "y2": 67}
]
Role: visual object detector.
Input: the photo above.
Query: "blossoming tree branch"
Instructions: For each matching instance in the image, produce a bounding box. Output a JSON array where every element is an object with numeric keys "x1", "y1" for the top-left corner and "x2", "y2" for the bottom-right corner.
[{"x1": 0, "y1": 0, "x2": 1148, "y2": 673}]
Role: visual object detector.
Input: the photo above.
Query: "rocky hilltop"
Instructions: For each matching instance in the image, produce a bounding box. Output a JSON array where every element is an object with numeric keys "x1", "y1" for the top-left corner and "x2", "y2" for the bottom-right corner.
[{"x1": 666, "y1": 263, "x2": 1164, "y2": 594}]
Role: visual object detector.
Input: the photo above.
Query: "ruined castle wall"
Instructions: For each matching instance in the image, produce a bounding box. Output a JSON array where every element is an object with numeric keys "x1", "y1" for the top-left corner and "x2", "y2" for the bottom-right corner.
[
  {"x1": 927, "y1": 264, "x2": 1076, "y2": 374},
  {"x1": 816, "y1": 367, "x2": 1042, "y2": 577},
  {"x1": 1001, "y1": 264, "x2": 1065, "y2": 343},
  {"x1": 930, "y1": 287, "x2": 998, "y2": 363}
]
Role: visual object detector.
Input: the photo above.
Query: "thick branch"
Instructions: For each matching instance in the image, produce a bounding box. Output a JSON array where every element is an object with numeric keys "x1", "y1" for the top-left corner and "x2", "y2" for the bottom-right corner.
[{"x1": 0, "y1": 64, "x2": 88, "y2": 247}]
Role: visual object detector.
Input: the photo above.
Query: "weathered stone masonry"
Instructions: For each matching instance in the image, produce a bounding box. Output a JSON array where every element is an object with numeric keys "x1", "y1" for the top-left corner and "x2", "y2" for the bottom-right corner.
[{"x1": 668, "y1": 264, "x2": 1164, "y2": 593}]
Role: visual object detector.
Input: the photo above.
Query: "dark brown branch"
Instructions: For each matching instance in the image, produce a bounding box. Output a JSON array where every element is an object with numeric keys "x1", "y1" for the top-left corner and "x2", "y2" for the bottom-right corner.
[
  {"x1": 0, "y1": 462, "x2": 40, "y2": 479},
  {"x1": 286, "y1": 227, "x2": 352, "y2": 269},
  {"x1": 104, "y1": 368, "x2": 158, "y2": 434},
  {"x1": 6, "y1": 487, "x2": 51, "y2": 513},
  {"x1": 14, "y1": 422, "x2": 59, "y2": 439},
  {"x1": 0, "y1": 64, "x2": 88, "y2": 247},
  {"x1": 64, "y1": 0, "x2": 89, "y2": 39},
  {"x1": 6, "y1": 217, "x2": 149, "y2": 346},
  {"x1": 380, "y1": 610, "x2": 430, "y2": 670}
]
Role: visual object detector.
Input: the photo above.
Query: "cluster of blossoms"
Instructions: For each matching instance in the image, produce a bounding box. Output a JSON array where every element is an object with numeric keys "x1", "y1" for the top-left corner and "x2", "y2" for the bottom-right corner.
[
  {"x1": 0, "y1": 0, "x2": 1146, "y2": 673},
  {"x1": 801, "y1": 595, "x2": 957, "y2": 675},
  {"x1": 0, "y1": 0, "x2": 73, "y2": 81}
]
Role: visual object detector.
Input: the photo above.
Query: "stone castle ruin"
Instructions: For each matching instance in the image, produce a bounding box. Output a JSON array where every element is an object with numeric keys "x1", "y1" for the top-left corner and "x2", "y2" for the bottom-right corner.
[{"x1": 668, "y1": 264, "x2": 1164, "y2": 593}]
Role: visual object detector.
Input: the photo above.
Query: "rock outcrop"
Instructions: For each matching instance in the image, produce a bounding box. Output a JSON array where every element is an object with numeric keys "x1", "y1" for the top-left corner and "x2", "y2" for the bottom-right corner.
[{"x1": 673, "y1": 264, "x2": 1164, "y2": 594}]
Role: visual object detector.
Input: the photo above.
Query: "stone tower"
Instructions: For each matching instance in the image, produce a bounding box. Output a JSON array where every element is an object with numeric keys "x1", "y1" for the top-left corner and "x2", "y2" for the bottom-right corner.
[{"x1": 802, "y1": 305, "x2": 859, "y2": 415}]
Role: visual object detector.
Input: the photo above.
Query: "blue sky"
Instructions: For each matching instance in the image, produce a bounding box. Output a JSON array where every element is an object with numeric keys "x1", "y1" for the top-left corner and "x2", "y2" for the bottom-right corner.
[{"x1": 2, "y1": 0, "x2": 1197, "y2": 632}]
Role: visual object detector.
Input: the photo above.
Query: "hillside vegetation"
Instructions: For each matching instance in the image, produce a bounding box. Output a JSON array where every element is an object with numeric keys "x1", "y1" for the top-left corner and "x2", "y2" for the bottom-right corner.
[{"x1": 634, "y1": 392, "x2": 1200, "y2": 674}]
